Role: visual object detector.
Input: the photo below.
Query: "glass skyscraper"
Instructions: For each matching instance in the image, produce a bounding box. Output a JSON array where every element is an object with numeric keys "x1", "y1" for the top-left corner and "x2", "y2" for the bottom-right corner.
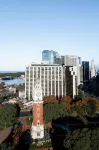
[
  {"x1": 82, "y1": 61, "x2": 89, "y2": 82},
  {"x1": 42, "y1": 50, "x2": 51, "y2": 63},
  {"x1": 42, "y1": 50, "x2": 60, "y2": 64}
]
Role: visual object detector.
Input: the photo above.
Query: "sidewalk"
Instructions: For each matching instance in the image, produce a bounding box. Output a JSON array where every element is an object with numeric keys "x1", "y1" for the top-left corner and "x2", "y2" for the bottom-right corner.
[{"x1": 0, "y1": 127, "x2": 12, "y2": 144}]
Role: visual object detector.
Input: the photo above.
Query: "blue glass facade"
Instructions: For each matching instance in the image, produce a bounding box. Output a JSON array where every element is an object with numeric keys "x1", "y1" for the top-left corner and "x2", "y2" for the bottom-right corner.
[
  {"x1": 42, "y1": 50, "x2": 60, "y2": 64},
  {"x1": 42, "y1": 50, "x2": 51, "y2": 63}
]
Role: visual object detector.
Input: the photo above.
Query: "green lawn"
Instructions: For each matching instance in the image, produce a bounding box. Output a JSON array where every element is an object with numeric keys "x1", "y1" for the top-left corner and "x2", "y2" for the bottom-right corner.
[
  {"x1": 29, "y1": 142, "x2": 52, "y2": 150},
  {"x1": 26, "y1": 117, "x2": 32, "y2": 126}
]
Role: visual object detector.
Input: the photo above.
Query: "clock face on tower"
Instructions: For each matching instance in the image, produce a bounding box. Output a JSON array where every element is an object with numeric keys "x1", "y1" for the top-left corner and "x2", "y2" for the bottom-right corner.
[{"x1": 36, "y1": 92, "x2": 41, "y2": 97}]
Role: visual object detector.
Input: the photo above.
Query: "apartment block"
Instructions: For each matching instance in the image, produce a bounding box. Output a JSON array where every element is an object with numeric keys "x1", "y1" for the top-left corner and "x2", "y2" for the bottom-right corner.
[
  {"x1": 25, "y1": 63, "x2": 78, "y2": 101},
  {"x1": 61, "y1": 55, "x2": 81, "y2": 85}
]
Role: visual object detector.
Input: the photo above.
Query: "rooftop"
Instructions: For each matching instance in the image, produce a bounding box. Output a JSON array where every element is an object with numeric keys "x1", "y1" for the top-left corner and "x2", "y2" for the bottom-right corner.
[{"x1": 30, "y1": 63, "x2": 61, "y2": 67}]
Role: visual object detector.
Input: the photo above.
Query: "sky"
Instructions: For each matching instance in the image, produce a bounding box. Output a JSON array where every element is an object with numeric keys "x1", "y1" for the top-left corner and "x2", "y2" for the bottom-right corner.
[{"x1": 0, "y1": 0, "x2": 99, "y2": 71}]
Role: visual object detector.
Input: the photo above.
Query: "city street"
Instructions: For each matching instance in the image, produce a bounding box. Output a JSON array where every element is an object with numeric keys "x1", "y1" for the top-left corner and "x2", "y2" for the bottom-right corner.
[{"x1": 20, "y1": 110, "x2": 32, "y2": 117}]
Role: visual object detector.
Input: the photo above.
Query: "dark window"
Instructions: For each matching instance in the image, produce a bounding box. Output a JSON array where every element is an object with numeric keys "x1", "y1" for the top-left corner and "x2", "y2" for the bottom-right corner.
[
  {"x1": 37, "y1": 132, "x2": 40, "y2": 136},
  {"x1": 73, "y1": 72, "x2": 75, "y2": 75}
]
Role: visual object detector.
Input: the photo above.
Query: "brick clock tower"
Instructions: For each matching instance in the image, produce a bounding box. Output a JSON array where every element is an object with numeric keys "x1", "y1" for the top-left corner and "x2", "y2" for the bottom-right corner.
[{"x1": 31, "y1": 79, "x2": 44, "y2": 139}]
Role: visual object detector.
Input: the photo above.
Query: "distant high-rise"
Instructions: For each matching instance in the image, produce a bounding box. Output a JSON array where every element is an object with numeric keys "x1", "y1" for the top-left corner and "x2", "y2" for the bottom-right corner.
[
  {"x1": 61, "y1": 55, "x2": 81, "y2": 85},
  {"x1": 80, "y1": 65, "x2": 83, "y2": 83},
  {"x1": 61, "y1": 55, "x2": 78, "y2": 66},
  {"x1": 42, "y1": 50, "x2": 60, "y2": 64},
  {"x1": 78, "y1": 57, "x2": 81, "y2": 65},
  {"x1": 90, "y1": 59, "x2": 95, "y2": 78},
  {"x1": 82, "y1": 61, "x2": 89, "y2": 82}
]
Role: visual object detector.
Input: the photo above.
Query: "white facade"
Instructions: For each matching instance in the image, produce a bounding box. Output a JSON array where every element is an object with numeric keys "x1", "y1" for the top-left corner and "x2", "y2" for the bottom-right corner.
[
  {"x1": 25, "y1": 64, "x2": 66, "y2": 101},
  {"x1": 31, "y1": 125, "x2": 44, "y2": 139},
  {"x1": 90, "y1": 59, "x2": 95, "y2": 78},
  {"x1": 19, "y1": 91, "x2": 25, "y2": 99},
  {"x1": 61, "y1": 55, "x2": 78, "y2": 66},
  {"x1": 32, "y1": 79, "x2": 43, "y2": 101},
  {"x1": 9, "y1": 87, "x2": 16, "y2": 94},
  {"x1": 25, "y1": 63, "x2": 78, "y2": 100},
  {"x1": 61, "y1": 55, "x2": 81, "y2": 85},
  {"x1": 20, "y1": 75, "x2": 25, "y2": 78},
  {"x1": 9, "y1": 99, "x2": 17, "y2": 104},
  {"x1": 23, "y1": 101, "x2": 33, "y2": 107}
]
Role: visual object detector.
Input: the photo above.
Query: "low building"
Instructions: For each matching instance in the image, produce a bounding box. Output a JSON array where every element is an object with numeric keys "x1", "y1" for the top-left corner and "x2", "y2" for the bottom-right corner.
[
  {"x1": 9, "y1": 87, "x2": 16, "y2": 94},
  {"x1": 20, "y1": 75, "x2": 25, "y2": 78},
  {"x1": 19, "y1": 90, "x2": 25, "y2": 99},
  {"x1": 0, "y1": 82, "x2": 5, "y2": 89},
  {"x1": 9, "y1": 99, "x2": 17, "y2": 104},
  {"x1": 23, "y1": 101, "x2": 33, "y2": 108}
]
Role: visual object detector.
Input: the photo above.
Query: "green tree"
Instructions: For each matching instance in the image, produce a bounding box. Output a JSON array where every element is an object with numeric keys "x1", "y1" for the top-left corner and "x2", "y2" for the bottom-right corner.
[
  {"x1": 78, "y1": 84, "x2": 84, "y2": 90},
  {"x1": 44, "y1": 103, "x2": 68, "y2": 123},
  {"x1": 85, "y1": 100, "x2": 96, "y2": 116},
  {"x1": 0, "y1": 143, "x2": 13, "y2": 150},
  {"x1": 0, "y1": 104, "x2": 20, "y2": 129},
  {"x1": 77, "y1": 89, "x2": 84, "y2": 100},
  {"x1": 64, "y1": 127, "x2": 99, "y2": 150},
  {"x1": 15, "y1": 104, "x2": 20, "y2": 117}
]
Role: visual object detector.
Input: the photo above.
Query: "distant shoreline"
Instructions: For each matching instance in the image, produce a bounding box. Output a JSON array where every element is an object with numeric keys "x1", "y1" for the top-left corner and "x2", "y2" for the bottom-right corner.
[
  {"x1": 0, "y1": 71, "x2": 24, "y2": 73},
  {"x1": 0, "y1": 72, "x2": 25, "y2": 78}
]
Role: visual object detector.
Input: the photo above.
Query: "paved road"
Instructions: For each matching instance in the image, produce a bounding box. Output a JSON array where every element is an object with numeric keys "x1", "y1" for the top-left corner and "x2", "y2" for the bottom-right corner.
[
  {"x1": 20, "y1": 111, "x2": 32, "y2": 117},
  {"x1": 0, "y1": 127, "x2": 11, "y2": 144},
  {"x1": 0, "y1": 122, "x2": 24, "y2": 144}
]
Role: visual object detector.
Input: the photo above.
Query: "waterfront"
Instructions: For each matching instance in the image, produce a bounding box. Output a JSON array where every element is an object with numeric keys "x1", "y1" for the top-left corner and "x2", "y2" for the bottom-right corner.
[{"x1": 0, "y1": 78, "x2": 24, "y2": 85}]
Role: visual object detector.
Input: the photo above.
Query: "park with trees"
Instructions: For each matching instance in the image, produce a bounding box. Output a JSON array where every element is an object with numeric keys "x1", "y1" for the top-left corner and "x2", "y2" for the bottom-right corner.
[
  {"x1": 0, "y1": 103, "x2": 20, "y2": 130},
  {"x1": 0, "y1": 103, "x2": 21, "y2": 150},
  {"x1": 43, "y1": 95, "x2": 99, "y2": 150},
  {"x1": 44, "y1": 95, "x2": 99, "y2": 124},
  {"x1": 1, "y1": 94, "x2": 99, "y2": 150},
  {"x1": 64, "y1": 127, "x2": 99, "y2": 150}
]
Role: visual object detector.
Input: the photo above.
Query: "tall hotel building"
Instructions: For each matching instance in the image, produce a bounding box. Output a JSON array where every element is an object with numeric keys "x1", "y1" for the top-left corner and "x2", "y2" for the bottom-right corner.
[{"x1": 25, "y1": 63, "x2": 78, "y2": 101}]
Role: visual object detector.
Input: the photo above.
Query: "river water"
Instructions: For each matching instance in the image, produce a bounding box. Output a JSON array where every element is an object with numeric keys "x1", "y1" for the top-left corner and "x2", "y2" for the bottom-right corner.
[{"x1": 0, "y1": 78, "x2": 25, "y2": 85}]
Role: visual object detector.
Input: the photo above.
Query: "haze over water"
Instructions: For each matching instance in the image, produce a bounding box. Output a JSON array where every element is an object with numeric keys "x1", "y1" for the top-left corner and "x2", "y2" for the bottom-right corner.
[{"x1": 0, "y1": 78, "x2": 24, "y2": 85}]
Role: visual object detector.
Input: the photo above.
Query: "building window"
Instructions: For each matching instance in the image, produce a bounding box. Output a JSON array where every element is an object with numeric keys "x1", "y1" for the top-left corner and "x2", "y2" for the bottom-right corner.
[
  {"x1": 37, "y1": 132, "x2": 40, "y2": 136},
  {"x1": 73, "y1": 72, "x2": 75, "y2": 75},
  {"x1": 37, "y1": 107, "x2": 40, "y2": 111},
  {"x1": 37, "y1": 114, "x2": 40, "y2": 117},
  {"x1": 37, "y1": 121, "x2": 40, "y2": 125}
]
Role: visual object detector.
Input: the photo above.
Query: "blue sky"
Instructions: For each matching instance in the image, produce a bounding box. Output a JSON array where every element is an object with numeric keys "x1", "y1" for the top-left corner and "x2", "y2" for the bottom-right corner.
[{"x1": 0, "y1": 0, "x2": 99, "y2": 71}]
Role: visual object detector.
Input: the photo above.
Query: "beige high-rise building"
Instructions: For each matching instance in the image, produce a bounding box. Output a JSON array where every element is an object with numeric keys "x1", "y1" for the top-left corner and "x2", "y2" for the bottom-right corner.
[
  {"x1": 90, "y1": 59, "x2": 95, "y2": 78},
  {"x1": 25, "y1": 63, "x2": 78, "y2": 101},
  {"x1": 61, "y1": 55, "x2": 78, "y2": 66}
]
